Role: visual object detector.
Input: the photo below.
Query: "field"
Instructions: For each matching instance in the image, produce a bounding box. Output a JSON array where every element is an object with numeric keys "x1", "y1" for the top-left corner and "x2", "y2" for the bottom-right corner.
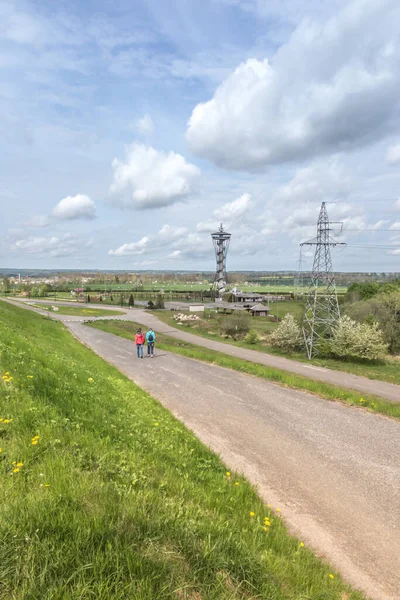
[
  {"x1": 88, "y1": 319, "x2": 400, "y2": 420},
  {"x1": 0, "y1": 302, "x2": 364, "y2": 599},
  {"x1": 152, "y1": 308, "x2": 400, "y2": 386},
  {"x1": 28, "y1": 303, "x2": 125, "y2": 317}
]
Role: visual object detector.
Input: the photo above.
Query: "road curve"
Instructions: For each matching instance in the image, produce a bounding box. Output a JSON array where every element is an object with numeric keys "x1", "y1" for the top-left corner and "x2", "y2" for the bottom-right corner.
[
  {"x1": 11, "y1": 298, "x2": 400, "y2": 404},
  {"x1": 63, "y1": 319, "x2": 400, "y2": 600}
]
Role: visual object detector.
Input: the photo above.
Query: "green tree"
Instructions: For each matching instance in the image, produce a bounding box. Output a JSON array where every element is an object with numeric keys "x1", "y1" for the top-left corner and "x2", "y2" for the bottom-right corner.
[
  {"x1": 128, "y1": 294, "x2": 135, "y2": 307},
  {"x1": 87, "y1": 295, "x2": 91, "y2": 303},
  {"x1": 147, "y1": 300, "x2": 155, "y2": 310},
  {"x1": 120, "y1": 294, "x2": 124, "y2": 307}
]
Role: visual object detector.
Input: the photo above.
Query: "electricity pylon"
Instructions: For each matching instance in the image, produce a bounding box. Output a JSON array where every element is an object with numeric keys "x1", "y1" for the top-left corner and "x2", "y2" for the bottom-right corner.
[
  {"x1": 301, "y1": 202, "x2": 345, "y2": 359},
  {"x1": 211, "y1": 223, "x2": 231, "y2": 297}
]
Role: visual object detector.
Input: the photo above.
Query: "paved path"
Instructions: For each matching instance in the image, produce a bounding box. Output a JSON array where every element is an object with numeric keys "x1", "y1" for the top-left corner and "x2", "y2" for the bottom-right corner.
[
  {"x1": 4, "y1": 299, "x2": 400, "y2": 598},
  {"x1": 15, "y1": 298, "x2": 400, "y2": 403},
  {"x1": 68, "y1": 321, "x2": 400, "y2": 600}
]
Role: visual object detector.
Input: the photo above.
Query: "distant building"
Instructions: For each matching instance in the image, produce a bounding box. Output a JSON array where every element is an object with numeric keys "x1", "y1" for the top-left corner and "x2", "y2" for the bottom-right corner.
[
  {"x1": 233, "y1": 292, "x2": 266, "y2": 304},
  {"x1": 248, "y1": 303, "x2": 270, "y2": 317}
]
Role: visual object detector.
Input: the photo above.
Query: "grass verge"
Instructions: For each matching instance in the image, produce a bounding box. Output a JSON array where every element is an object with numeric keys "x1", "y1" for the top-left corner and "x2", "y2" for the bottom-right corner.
[
  {"x1": 153, "y1": 310, "x2": 400, "y2": 386},
  {"x1": 88, "y1": 319, "x2": 400, "y2": 420},
  {"x1": 27, "y1": 302, "x2": 125, "y2": 317},
  {"x1": 0, "y1": 303, "x2": 364, "y2": 599}
]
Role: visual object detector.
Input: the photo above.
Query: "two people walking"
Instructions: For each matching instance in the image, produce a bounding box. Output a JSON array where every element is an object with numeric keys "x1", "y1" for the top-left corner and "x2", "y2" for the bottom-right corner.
[{"x1": 135, "y1": 328, "x2": 156, "y2": 358}]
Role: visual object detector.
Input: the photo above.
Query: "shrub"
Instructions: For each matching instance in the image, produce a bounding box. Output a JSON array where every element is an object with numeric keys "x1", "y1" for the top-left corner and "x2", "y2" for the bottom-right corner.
[
  {"x1": 268, "y1": 313, "x2": 302, "y2": 352},
  {"x1": 330, "y1": 315, "x2": 388, "y2": 360},
  {"x1": 128, "y1": 294, "x2": 135, "y2": 307},
  {"x1": 244, "y1": 330, "x2": 259, "y2": 345},
  {"x1": 220, "y1": 313, "x2": 250, "y2": 339},
  {"x1": 155, "y1": 294, "x2": 165, "y2": 309},
  {"x1": 147, "y1": 300, "x2": 155, "y2": 310}
]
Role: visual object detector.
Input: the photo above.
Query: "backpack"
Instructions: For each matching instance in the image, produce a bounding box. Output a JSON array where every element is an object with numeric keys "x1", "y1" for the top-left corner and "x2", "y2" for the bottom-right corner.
[{"x1": 148, "y1": 332, "x2": 154, "y2": 342}]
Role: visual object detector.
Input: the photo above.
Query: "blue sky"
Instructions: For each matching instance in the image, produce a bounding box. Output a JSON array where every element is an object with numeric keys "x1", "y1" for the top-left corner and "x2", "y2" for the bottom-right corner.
[{"x1": 1, "y1": 0, "x2": 400, "y2": 271}]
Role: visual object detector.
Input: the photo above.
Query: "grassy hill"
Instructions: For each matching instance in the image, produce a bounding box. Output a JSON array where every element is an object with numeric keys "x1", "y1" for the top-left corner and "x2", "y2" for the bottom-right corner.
[{"x1": 0, "y1": 302, "x2": 363, "y2": 599}]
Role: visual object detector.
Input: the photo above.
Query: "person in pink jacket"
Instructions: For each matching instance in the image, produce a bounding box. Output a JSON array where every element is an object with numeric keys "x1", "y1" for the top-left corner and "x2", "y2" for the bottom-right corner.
[{"x1": 134, "y1": 329, "x2": 145, "y2": 358}]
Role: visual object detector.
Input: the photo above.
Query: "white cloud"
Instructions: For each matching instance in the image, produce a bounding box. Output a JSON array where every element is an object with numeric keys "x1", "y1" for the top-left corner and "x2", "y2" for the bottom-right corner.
[
  {"x1": 214, "y1": 192, "x2": 251, "y2": 220},
  {"x1": 52, "y1": 194, "x2": 96, "y2": 220},
  {"x1": 386, "y1": 144, "x2": 400, "y2": 164},
  {"x1": 187, "y1": 0, "x2": 400, "y2": 170},
  {"x1": 389, "y1": 221, "x2": 400, "y2": 230},
  {"x1": 196, "y1": 220, "x2": 220, "y2": 233},
  {"x1": 109, "y1": 143, "x2": 200, "y2": 209},
  {"x1": 134, "y1": 114, "x2": 154, "y2": 135},
  {"x1": 108, "y1": 236, "x2": 150, "y2": 257},
  {"x1": 396, "y1": 198, "x2": 400, "y2": 210},
  {"x1": 12, "y1": 232, "x2": 91, "y2": 258},
  {"x1": 24, "y1": 215, "x2": 50, "y2": 228},
  {"x1": 108, "y1": 224, "x2": 188, "y2": 257}
]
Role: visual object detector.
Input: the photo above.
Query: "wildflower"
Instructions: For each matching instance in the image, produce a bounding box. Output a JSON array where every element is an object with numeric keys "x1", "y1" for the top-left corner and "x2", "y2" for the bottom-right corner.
[
  {"x1": 3, "y1": 419, "x2": 12, "y2": 424},
  {"x1": 359, "y1": 397, "x2": 365, "y2": 403},
  {"x1": 44, "y1": 484, "x2": 50, "y2": 487},
  {"x1": 226, "y1": 471, "x2": 231, "y2": 477},
  {"x1": 0, "y1": 418, "x2": 2, "y2": 422},
  {"x1": 299, "y1": 542, "x2": 305, "y2": 548},
  {"x1": 32, "y1": 440, "x2": 38, "y2": 446},
  {"x1": 263, "y1": 522, "x2": 271, "y2": 528},
  {"x1": 329, "y1": 574, "x2": 335, "y2": 580},
  {"x1": 276, "y1": 508, "x2": 281, "y2": 512},
  {"x1": 249, "y1": 511, "x2": 255, "y2": 517},
  {"x1": 235, "y1": 482, "x2": 240, "y2": 486},
  {"x1": 154, "y1": 422, "x2": 159, "y2": 427},
  {"x1": 27, "y1": 375, "x2": 34, "y2": 379},
  {"x1": 13, "y1": 468, "x2": 20, "y2": 473},
  {"x1": 0, "y1": 448, "x2": 2, "y2": 453},
  {"x1": 88, "y1": 377, "x2": 94, "y2": 383},
  {"x1": 16, "y1": 462, "x2": 23, "y2": 467},
  {"x1": 263, "y1": 526, "x2": 269, "y2": 531}
]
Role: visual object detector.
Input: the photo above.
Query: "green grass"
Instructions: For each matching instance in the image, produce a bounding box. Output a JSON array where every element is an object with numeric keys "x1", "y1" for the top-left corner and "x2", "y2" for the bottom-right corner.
[
  {"x1": 28, "y1": 303, "x2": 125, "y2": 317},
  {"x1": 0, "y1": 302, "x2": 365, "y2": 599},
  {"x1": 87, "y1": 319, "x2": 400, "y2": 420},
  {"x1": 153, "y1": 309, "x2": 400, "y2": 387}
]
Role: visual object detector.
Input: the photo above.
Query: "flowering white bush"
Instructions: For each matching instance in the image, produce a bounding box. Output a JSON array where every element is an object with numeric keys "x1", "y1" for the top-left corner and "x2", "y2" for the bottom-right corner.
[
  {"x1": 330, "y1": 315, "x2": 388, "y2": 360},
  {"x1": 269, "y1": 313, "x2": 302, "y2": 351}
]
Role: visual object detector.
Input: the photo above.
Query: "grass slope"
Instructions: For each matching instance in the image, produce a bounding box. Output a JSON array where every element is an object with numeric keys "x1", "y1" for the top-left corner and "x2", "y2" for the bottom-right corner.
[
  {"x1": 153, "y1": 309, "x2": 400, "y2": 386},
  {"x1": 0, "y1": 302, "x2": 364, "y2": 600},
  {"x1": 88, "y1": 319, "x2": 400, "y2": 420}
]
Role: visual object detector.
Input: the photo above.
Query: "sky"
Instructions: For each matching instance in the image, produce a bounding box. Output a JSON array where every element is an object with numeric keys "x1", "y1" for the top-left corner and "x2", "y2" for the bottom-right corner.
[{"x1": 1, "y1": 0, "x2": 400, "y2": 272}]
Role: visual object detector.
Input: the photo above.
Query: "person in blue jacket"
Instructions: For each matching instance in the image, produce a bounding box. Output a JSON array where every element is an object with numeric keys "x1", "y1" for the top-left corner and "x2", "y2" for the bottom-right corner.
[{"x1": 146, "y1": 328, "x2": 156, "y2": 357}]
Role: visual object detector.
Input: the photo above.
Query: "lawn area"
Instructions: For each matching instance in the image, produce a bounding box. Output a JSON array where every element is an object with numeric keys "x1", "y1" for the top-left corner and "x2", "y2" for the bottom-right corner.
[
  {"x1": 0, "y1": 302, "x2": 364, "y2": 599},
  {"x1": 28, "y1": 302, "x2": 125, "y2": 317},
  {"x1": 88, "y1": 319, "x2": 400, "y2": 420},
  {"x1": 152, "y1": 308, "x2": 400, "y2": 386}
]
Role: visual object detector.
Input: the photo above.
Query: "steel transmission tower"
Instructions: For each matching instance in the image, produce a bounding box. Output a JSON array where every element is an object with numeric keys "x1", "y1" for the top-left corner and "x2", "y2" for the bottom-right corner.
[
  {"x1": 211, "y1": 223, "x2": 231, "y2": 297},
  {"x1": 301, "y1": 203, "x2": 345, "y2": 359}
]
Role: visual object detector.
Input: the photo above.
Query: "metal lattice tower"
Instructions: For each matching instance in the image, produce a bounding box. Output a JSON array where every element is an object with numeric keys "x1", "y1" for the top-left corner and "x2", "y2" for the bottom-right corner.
[
  {"x1": 301, "y1": 203, "x2": 345, "y2": 359},
  {"x1": 211, "y1": 223, "x2": 231, "y2": 297}
]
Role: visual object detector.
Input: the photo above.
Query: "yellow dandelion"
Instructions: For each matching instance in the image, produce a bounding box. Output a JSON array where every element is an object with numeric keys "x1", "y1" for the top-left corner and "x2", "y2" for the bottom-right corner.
[
  {"x1": 16, "y1": 462, "x2": 23, "y2": 467},
  {"x1": 329, "y1": 574, "x2": 335, "y2": 580},
  {"x1": 13, "y1": 468, "x2": 20, "y2": 473},
  {"x1": 267, "y1": 503, "x2": 271, "y2": 508},
  {"x1": 27, "y1": 375, "x2": 34, "y2": 379},
  {"x1": 5, "y1": 372, "x2": 9, "y2": 375},
  {"x1": 299, "y1": 542, "x2": 305, "y2": 548},
  {"x1": 154, "y1": 422, "x2": 159, "y2": 427},
  {"x1": 235, "y1": 482, "x2": 240, "y2": 486},
  {"x1": 88, "y1": 377, "x2": 94, "y2": 383},
  {"x1": 0, "y1": 448, "x2": 2, "y2": 453},
  {"x1": 0, "y1": 418, "x2": 3, "y2": 422},
  {"x1": 264, "y1": 522, "x2": 271, "y2": 527},
  {"x1": 276, "y1": 508, "x2": 281, "y2": 512},
  {"x1": 44, "y1": 484, "x2": 50, "y2": 487},
  {"x1": 226, "y1": 471, "x2": 231, "y2": 477},
  {"x1": 263, "y1": 526, "x2": 269, "y2": 531},
  {"x1": 249, "y1": 511, "x2": 255, "y2": 517},
  {"x1": 32, "y1": 440, "x2": 38, "y2": 446},
  {"x1": 3, "y1": 419, "x2": 12, "y2": 424}
]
